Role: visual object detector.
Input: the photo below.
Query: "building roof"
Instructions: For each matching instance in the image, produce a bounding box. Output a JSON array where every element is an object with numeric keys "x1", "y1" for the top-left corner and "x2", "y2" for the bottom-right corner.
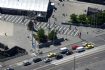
[{"x1": 0, "y1": 0, "x2": 49, "y2": 12}]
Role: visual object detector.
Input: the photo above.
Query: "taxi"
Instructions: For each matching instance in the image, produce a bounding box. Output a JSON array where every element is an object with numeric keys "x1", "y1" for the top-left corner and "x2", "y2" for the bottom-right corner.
[
  {"x1": 47, "y1": 52, "x2": 57, "y2": 58},
  {"x1": 83, "y1": 42, "x2": 94, "y2": 49}
]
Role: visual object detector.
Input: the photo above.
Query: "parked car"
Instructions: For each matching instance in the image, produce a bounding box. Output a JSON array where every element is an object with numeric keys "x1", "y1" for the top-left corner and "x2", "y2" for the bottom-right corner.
[
  {"x1": 83, "y1": 42, "x2": 94, "y2": 49},
  {"x1": 23, "y1": 62, "x2": 31, "y2": 66},
  {"x1": 76, "y1": 46, "x2": 85, "y2": 53},
  {"x1": 5, "y1": 67, "x2": 14, "y2": 70},
  {"x1": 23, "y1": 60, "x2": 31, "y2": 66},
  {"x1": 71, "y1": 45, "x2": 79, "y2": 50},
  {"x1": 60, "y1": 47, "x2": 69, "y2": 54},
  {"x1": 0, "y1": 65, "x2": 2, "y2": 68},
  {"x1": 55, "y1": 54, "x2": 63, "y2": 60},
  {"x1": 44, "y1": 58, "x2": 52, "y2": 63},
  {"x1": 65, "y1": 50, "x2": 73, "y2": 55},
  {"x1": 47, "y1": 52, "x2": 57, "y2": 58},
  {"x1": 33, "y1": 58, "x2": 42, "y2": 63}
]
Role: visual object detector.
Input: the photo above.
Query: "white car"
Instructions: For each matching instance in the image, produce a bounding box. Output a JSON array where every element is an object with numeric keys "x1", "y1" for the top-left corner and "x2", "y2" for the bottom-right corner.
[
  {"x1": 76, "y1": 46, "x2": 85, "y2": 52},
  {"x1": 0, "y1": 65, "x2": 2, "y2": 68},
  {"x1": 60, "y1": 47, "x2": 68, "y2": 51}
]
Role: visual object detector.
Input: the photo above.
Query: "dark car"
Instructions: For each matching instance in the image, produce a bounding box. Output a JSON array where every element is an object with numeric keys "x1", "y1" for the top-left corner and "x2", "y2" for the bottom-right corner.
[
  {"x1": 6, "y1": 67, "x2": 14, "y2": 70},
  {"x1": 60, "y1": 49, "x2": 72, "y2": 54},
  {"x1": 60, "y1": 49, "x2": 68, "y2": 54},
  {"x1": 33, "y1": 58, "x2": 42, "y2": 63},
  {"x1": 23, "y1": 62, "x2": 31, "y2": 66},
  {"x1": 55, "y1": 54, "x2": 63, "y2": 60},
  {"x1": 66, "y1": 50, "x2": 73, "y2": 55}
]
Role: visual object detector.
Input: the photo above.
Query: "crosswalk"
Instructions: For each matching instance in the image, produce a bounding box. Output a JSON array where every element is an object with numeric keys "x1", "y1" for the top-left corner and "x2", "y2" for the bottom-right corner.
[
  {"x1": 0, "y1": 14, "x2": 79, "y2": 37},
  {"x1": 0, "y1": 14, "x2": 30, "y2": 26},
  {"x1": 35, "y1": 22, "x2": 79, "y2": 37}
]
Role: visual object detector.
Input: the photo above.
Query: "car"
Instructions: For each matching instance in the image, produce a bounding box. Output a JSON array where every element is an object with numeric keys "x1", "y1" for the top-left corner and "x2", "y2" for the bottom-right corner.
[
  {"x1": 71, "y1": 45, "x2": 79, "y2": 50},
  {"x1": 44, "y1": 58, "x2": 52, "y2": 63},
  {"x1": 0, "y1": 65, "x2": 2, "y2": 68},
  {"x1": 65, "y1": 50, "x2": 73, "y2": 55},
  {"x1": 5, "y1": 68, "x2": 14, "y2": 70},
  {"x1": 33, "y1": 58, "x2": 42, "y2": 63},
  {"x1": 23, "y1": 62, "x2": 31, "y2": 66},
  {"x1": 23, "y1": 60, "x2": 32, "y2": 66},
  {"x1": 60, "y1": 49, "x2": 69, "y2": 54},
  {"x1": 76, "y1": 46, "x2": 85, "y2": 53},
  {"x1": 47, "y1": 52, "x2": 57, "y2": 58},
  {"x1": 83, "y1": 42, "x2": 94, "y2": 49},
  {"x1": 60, "y1": 47, "x2": 69, "y2": 54},
  {"x1": 55, "y1": 54, "x2": 63, "y2": 60}
]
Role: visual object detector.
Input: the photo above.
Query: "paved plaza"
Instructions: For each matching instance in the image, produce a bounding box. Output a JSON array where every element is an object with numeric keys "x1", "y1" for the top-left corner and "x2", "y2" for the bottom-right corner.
[
  {"x1": 0, "y1": 0, "x2": 105, "y2": 69},
  {"x1": 0, "y1": 20, "x2": 32, "y2": 51},
  {"x1": 0, "y1": 20, "x2": 13, "y2": 36},
  {"x1": 50, "y1": 0, "x2": 105, "y2": 25}
]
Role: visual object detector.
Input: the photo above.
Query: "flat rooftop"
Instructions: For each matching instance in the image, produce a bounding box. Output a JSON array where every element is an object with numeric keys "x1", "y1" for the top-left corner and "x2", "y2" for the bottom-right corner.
[{"x1": 0, "y1": 0, "x2": 49, "y2": 12}]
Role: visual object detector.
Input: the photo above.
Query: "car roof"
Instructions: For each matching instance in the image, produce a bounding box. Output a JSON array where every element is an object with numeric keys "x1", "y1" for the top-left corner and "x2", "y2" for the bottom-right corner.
[
  {"x1": 76, "y1": 46, "x2": 84, "y2": 49},
  {"x1": 60, "y1": 47, "x2": 68, "y2": 50}
]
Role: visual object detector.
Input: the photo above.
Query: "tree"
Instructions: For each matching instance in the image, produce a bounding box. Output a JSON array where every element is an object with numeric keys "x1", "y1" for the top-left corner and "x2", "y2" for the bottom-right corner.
[
  {"x1": 70, "y1": 14, "x2": 78, "y2": 23},
  {"x1": 48, "y1": 30, "x2": 57, "y2": 41},
  {"x1": 27, "y1": 21, "x2": 34, "y2": 31},
  {"x1": 78, "y1": 14, "x2": 87, "y2": 24},
  {"x1": 36, "y1": 28, "x2": 47, "y2": 43},
  {"x1": 96, "y1": 12, "x2": 105, "y2": 25},
  {"x1": 102, "y1": 11, "x2": 105, "y2": 23}
]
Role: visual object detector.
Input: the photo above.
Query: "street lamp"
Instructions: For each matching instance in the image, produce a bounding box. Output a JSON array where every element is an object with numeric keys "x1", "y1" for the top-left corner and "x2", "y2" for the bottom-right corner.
[
  {"x1": 74, "y1": 54, "x2": 76, "y2": 70},
  {"x1": 31, "y1": 19, "x2": 37, "y2": 55}
]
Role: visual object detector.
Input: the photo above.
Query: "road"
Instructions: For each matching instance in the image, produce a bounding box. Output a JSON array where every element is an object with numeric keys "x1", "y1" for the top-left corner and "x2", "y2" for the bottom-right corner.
[
  {"x1": 3, "y1": 45, "x2": 105, "y2": 70},
  {"x1": 34, "y1": 49, "x2": 105, "y2": 70}
]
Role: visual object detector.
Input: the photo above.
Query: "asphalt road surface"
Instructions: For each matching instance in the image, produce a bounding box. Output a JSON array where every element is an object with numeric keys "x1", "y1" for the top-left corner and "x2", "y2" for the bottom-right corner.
[
  {"x1": 6, "y1": 47, "x2": 105, "y2": 70},
  {"x1": 34, "y1": 50, "x2": 105, "y2": 70}
]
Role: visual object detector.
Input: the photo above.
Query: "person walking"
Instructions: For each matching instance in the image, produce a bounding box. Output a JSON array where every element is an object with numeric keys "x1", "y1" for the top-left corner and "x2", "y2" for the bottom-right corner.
[{"x1": 5, "y1": 33, "x2": 7, "y2": 36}]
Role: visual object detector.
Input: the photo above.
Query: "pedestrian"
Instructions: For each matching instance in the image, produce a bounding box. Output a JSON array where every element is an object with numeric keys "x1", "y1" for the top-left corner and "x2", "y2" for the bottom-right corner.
[
  {"x1": 58, "y1": 2, "x2": 59, "y2": 5},
  {"x1": 62, "y1": 4, "x2": 64, "y2": 6},
  {"x1": 5, "y1": 33, "x2": 7, "y2": 36},
  {"x1": 4, "y1": 17, "x2": 5, "y2": 20},
  {"x1": 27, "y1": 36, "x2": 29, "y2": 38},
  {"x1": 87, "y1": 32, "x2": 88, "y2": 34},
  {"x1": 54, "y1": 18, "x2": 57, "y2": 21},
  {"x1": 75, "y1": 27, "x2": 77, "y2": 30},
  {"x1": 54, "y1": 9, "x2": 55, "y2": 12},
  {"x1": 62, "y1": 13, "x2": 65, "y2": 17},
  {"x1": 22, "y1": 17, "x2": 25, "y2": 22},
  {"x1": 52, "y1": 15, "x2": 54, "y2": 18},
  {"x1": 78, "y1": 32, "x2": 81, "y2": 38}
]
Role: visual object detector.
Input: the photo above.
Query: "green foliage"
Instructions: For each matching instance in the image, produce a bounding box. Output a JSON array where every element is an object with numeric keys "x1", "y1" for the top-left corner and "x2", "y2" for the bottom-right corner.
[
  {"x1": 95, "y1": 12, "x2": 105, "y2": 25},
  {"x1": 70, "y1": 14, "x2": 78, "y2": 23},
  {"x1": 36, "y1": 28, "x2": 47, "y2": 43},
  {"x1": 70, "y1": 11, "x2": 105, "y2": 26},
  {"x1": 78, "y1": 14, "x2": 87, "y2": 24},
  {"x1": 48, "y1": 30, "x2": 57, "y2": 40}
]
